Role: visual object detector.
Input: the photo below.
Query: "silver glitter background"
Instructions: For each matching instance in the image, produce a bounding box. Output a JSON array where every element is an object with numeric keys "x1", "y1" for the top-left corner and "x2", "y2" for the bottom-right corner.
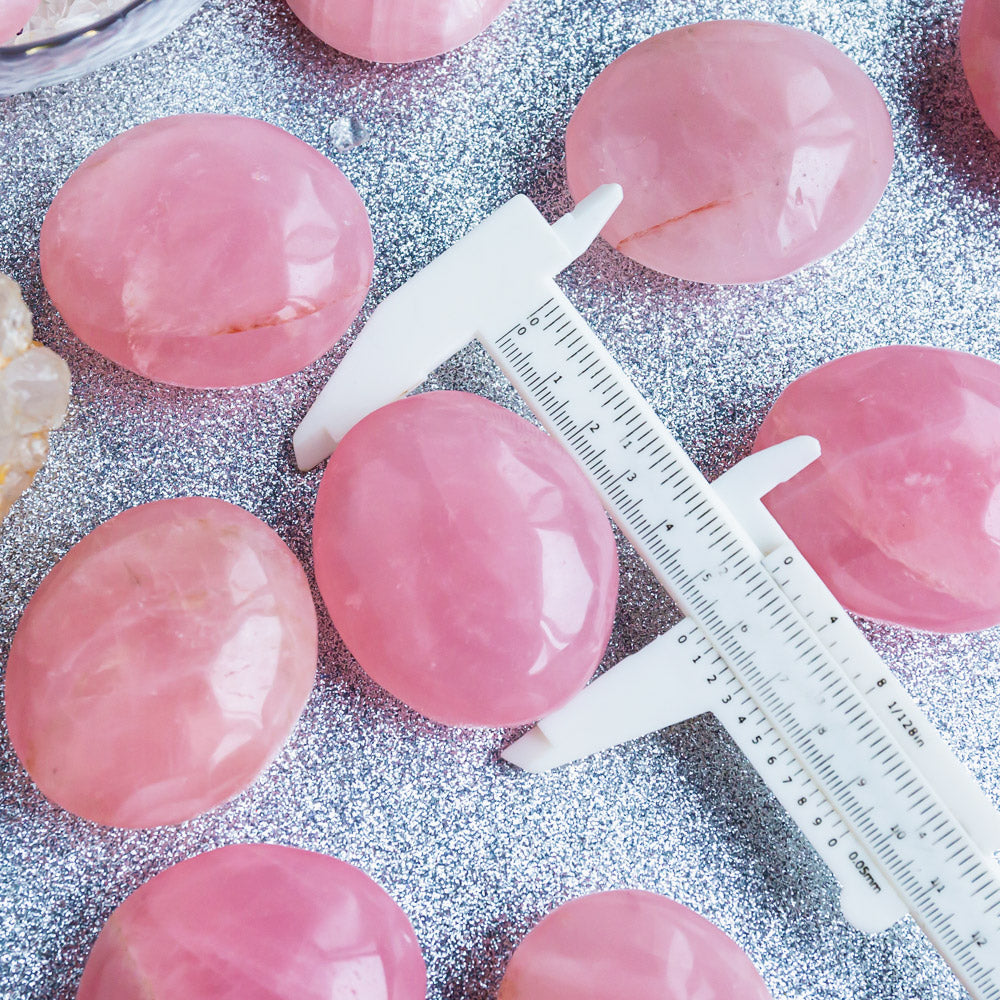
[{"x1": 2, "y1": 1, "x2": 1000, "y2": 997}]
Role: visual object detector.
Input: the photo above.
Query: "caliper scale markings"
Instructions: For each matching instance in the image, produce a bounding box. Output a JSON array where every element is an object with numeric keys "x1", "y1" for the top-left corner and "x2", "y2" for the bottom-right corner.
[
  {"x1": 491, "y1": 294, "x2": 1000, "y2": 1000},
  {"x1": 295, "y1": 186, "x2": 1000, "y2": 1000}
]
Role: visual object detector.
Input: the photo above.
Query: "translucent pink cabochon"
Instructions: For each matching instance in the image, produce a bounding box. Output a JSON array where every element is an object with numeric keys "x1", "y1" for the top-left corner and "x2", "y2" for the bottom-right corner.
[
  {"x1": 4, "y1": 498, "x2": 318, "y2": 827},
  {"x1": 76, "y1": 844, "x2": 427, "y2": 1000},
  {"x1": 0, "y1": 0, "x2": 39, "y2": 43},
  {"x1": 566, "y1": 21, "x2": 894, "y2": 284},
  {"x1": 498, "y1": 889, "x2": 774, "y2": 1000},
  {"x1": 40, "y1": 114, "x2": 373, "y2": 388},
  {"x1": 754, "y1": 346, "x2": 1000, "y2": 633},
  {"x1": 961, "y1": 0, "x2": 1000, "y2": 139},
  {"x1": 313, "y1": 391, "x2": 619, "y2": 728},
  {"x1": 283, "y1": 0, "x2": 513, "y2": 63}
]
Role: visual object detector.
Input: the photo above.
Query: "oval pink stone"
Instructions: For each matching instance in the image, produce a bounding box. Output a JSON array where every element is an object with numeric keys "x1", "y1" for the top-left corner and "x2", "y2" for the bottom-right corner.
[
  {"x1": 754, "y1": 346, "x2": 1000, "y2": 633},
  {"x1": 961, "y1": 0, "x2": 1000, "y2": 139},
  {"x1": 76, "y1": 844, "x2": 427, "y2": 1000},
  {"x1": 284, "y1": 0, "x2": 513, "y2": 63},
  {"x1": 0, "y1": 0, "x2": 39, "y2": 43},
  {"x1": 313, "y1": 391, "x2": 619, "y2": 728},
  {"x1": 40, "y1": 114, "x2": 373, "y2": 388},
  {"x1": 4, "y1": 497, "x2": 318, "y2": 827},
  {"x1": 499, "y1": 890, "x2": 774, "y2": 1000},
  {"x1": 566, "y1": 21, "x2": 894, "y2": 284}
]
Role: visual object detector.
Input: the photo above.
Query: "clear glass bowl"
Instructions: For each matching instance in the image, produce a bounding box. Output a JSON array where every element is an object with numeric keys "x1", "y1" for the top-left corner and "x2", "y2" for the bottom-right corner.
[{"x1": 0, "y1": 0, "x2": 205, "y2": 95}]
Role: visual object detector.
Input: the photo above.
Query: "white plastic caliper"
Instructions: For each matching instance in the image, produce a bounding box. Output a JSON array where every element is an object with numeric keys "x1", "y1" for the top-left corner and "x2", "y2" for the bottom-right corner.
[{"x1": 296, "y1": 186, "x2": 1000, "y2": 1000}]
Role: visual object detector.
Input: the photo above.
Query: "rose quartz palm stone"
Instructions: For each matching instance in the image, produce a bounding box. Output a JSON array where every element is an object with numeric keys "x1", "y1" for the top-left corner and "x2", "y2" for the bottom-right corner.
[
  {"x1": 566, "y1": 21, "x2": 894, "y2": 284},
  {"x1": 0, "y1": 0, "x2": 39, "y2": 43},
  {"x1": 284, "y1": 0, "x2": 513, "y2": 63},
  {"x1": 498, "y1": 890, "x2": 774, "y2": 1000},
  {"x1": 313, "y1": 391, "x2": 619, "y2": 727},
  {"x1": 961, "y1": 0, "x2": 1000, "y2": 139},
  {"x1": 754, "y1": 346, "x2": 1000, "y2": 633},
  {"x1": 76, "y1": 844, "x2": 427, "y2": 1000},
  {"x1": 4, "y1": 497, "x2": 318, "y2": 827},
  {"x1": 40, "y1": 114, "x2": 373, "y2": 388}
]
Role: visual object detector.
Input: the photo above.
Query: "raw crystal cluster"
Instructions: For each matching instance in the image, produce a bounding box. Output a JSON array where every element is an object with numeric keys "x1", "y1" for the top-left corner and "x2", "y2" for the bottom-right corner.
[
  {"x1": 284, "y1": 0, "x2": 513, "y2": 62},
  {"x1": 961, "y1": 0, "x2": 1000, "y2": 139},
  {"x1": 77, "y1": 844, "x2": 427, "y2": 1000},
  {"x1": 566, "y1": 21, "x2": 894, "y2": 284},
  {"x1": 4, "y1": 497, "x2": 318, "y2": 827},
  {"x1": 0, "y1": 273, "x2": 70, "y2": 522},
  {"x1": 754, "y1": 346, "x2": 1000, "y2": 633},
  {"x1": 0, "y1": 0, "x2": 39, "y2": 43},
  {"x1": 40, "y1": 114, "x2": 373, "y2": 388},
  {"x1": 312, "y1": 391, "x2": 619, "y2": 728},
  {"x1": 499, "y1": 890, "x2": 774, "y2": 1000}
]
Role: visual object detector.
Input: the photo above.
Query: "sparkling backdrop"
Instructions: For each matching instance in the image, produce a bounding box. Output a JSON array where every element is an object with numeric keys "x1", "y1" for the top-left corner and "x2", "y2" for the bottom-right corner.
[{"x1": 2, "y1": 1, "x2": 1000, "y2": 998}]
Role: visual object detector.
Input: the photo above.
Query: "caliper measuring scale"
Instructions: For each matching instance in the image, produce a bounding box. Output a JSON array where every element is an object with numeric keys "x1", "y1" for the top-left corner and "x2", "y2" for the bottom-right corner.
[{"x1": 294, "y1": 184, "x2": 1000, "y2": 999}]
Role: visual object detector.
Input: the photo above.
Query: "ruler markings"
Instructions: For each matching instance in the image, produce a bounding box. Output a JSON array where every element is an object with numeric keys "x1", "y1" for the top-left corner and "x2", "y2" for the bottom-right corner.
[{"x1": 489, "y1": 294, "x2": 1000, "y2": 998}]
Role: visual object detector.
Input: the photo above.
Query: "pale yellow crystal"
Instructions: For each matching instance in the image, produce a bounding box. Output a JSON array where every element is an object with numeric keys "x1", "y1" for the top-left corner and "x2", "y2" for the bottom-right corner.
[{"x1": 0, "y1": 274, "x2": 70, "y2": 521}]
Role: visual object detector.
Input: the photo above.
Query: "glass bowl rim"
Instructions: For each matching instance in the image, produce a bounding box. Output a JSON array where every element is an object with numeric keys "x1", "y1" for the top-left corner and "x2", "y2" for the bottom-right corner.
[{"x1": 0, "y1": 0, "x2": 158, "y2": 56}]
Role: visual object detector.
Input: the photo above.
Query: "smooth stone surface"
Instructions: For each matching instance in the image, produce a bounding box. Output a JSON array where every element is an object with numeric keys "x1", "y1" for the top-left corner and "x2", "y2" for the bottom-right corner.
[
  {"x1": 284, "y1": 0, "x2": 513, "y2": 62},
  {"x1": 961, "y1": 0, "x2": 1000, "y2": 139},
  {"x1": 40, "y1": 114, "x2": 373, "y2": 387},
  {"x1": 5, "y1": 497, "x2": 318, "y2": 827},
  {"x1": 566, "y1": 21, "x2": 894, "y2": 284},
  {"x1": 313, "y1": 391, "x2": 619, "y2": 727},
  {"x1": 755, "y1": 346, "x2": 1000, "y2": 633},
  {"x1": 76, "y1": 844, "x2": 427, "y2": 1000},
  {"x1": 0, "y1": 0, "x2": 39, "y2": 42},
  {"x1": 498, "y1": 890, "x2": 774, "y2": 1000}
]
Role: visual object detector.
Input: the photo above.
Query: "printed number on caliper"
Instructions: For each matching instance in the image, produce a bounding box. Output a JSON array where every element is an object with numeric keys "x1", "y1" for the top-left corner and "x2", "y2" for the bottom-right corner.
[{"x1": 295, "y1": 185, "x2": 1000, "y2": 1000}]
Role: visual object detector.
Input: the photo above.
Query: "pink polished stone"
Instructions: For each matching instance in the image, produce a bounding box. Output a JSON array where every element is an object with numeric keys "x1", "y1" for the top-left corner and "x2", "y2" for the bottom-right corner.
[
  {"x1": 0, "y1": 0, "x2": 39, "y2": 42},
  {"x1": 498, "y1": 890, "x2": 774, "y2": 1000},
  {"x1": 313, "y1": 391, "x2": 619, "y2": 727},
  {"x1": 284, "y1": 0, "x2": 513, "y2": 63},
  {"x1": 76, "y1": 844, "x2": 427, "y2": 1000},
  {"x1": 4, "y1": 498, "x2": 318, "y2": 827},
  {"x1": 566, "y1": 21, "x2": 894, "y2": 284},
  {"x1": 961, "y1": 0, "x2": 1000, "y2": 139},
  {"x1": 40, "y1": 114, "x2": 373, "y2": 388},
  {"x1": 754, "y1": 346, "x2": 1000, "y2": 633}
]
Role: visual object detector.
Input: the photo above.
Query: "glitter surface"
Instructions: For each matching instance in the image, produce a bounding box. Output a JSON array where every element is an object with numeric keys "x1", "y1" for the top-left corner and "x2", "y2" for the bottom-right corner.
[{"x1": 2, "y1": 2, "x2": 999, "y2": 999}]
